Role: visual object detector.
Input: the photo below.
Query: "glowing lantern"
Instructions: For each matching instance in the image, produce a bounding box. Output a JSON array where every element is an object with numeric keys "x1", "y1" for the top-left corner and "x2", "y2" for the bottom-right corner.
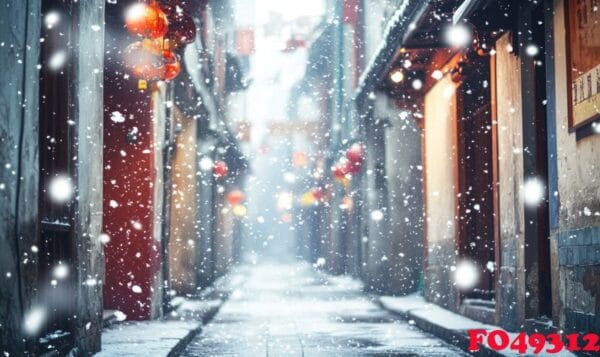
[
  {"x1": 125, "y1": 3, "x2": 169, "y2": 39},
  {"x1": 346, "y1": 143, "x2": 365, "y2": 164},
  {"x1": 227, "y1": 190, "x2": 246, "y2": 206},
  {"x1": 345, "y1": 159, "x2": 362, "y2": 174},
  {"x1": 281, "y1": 213, "x2": 292, "y2": 224},
  {"x1": 162, "y1": 49, "x2": 181, "y2": 81},
  {"x1": 332, "y1": 162, "x2": 351, "y2": 187},
  {"x1": 331, "y1": 164, "x2": 346, "y2": 180},
  {"x1": 300, "y1": 191, "x2": 316, "y2": 207},
  {"x1": 232, "y1": 204, "x2": 247, "y2": 218},
  {"x1": 213, "y1": 161, "x2": 228, "y2": 178},
  {"x1": 276, "y1": 191, "x2": 293, "y2": 211},
  {"x1": 340, "y1": 195, "x2": 353, "y2": 211},
  {"x1": 312, "y1": 187, "x2": 325, "y2": 202},
  {"x1": 292, "y1": 151, "x2": 308, "y2": 167}
]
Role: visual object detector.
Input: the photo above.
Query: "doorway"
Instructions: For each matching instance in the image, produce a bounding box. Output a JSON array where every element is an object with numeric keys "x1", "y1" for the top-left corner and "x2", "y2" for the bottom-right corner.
[
  {"x1": 520, "y1": 2, "x2": 552, "y2": 321},
  {"x1": 456, "y1": 54, "x2": 496, "y2": 303},
  {"x1": 38, "y1": 0, "x2": 76, "y2": 349}
]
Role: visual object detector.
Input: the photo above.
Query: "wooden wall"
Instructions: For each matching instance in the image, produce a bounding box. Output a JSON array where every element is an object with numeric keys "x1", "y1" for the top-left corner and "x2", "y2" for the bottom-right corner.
[
  {"x1": 71, "y1": 0, "x2": 106, "y2": 351},
  {"x1": 382, "y1": 96, "x2": 424, "y2": 295},
  {"x1": 495, "y1": 33, "x2": 526, "y2": 330},
  {"x1": 169, "y1": 107, "x2": 199, "y2": 294},
  {"x1": 0, "y1": 1, "x2": 41, "y2": 354},
  {"x1": 0, "y1": 0, "x2": 105, "y2": 354},
  {"x1": 423, "y1": 74, "x2": 459, "y2": 309}
]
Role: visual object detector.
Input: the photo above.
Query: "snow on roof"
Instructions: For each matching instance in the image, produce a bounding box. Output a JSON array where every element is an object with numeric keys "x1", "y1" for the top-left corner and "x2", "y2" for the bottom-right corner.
[{"x1": 353, "y1": 0, "x2": 430, "y2": 102}]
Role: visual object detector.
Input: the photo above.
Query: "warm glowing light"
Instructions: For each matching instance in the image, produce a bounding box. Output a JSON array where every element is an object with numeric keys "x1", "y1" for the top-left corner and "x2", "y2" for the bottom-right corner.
[
  {"x1": 277, "y1": 191, "x2": 293, "y2": 211},
  {"x1": 444, "y1": 24, "x2": 472, "y2": 48},
  {"x1": 300, "y1": 191, "x2": 316, "y2": 207},
  {"x1": 339, "y1": 196, "x2": 353, "y2": 211},
  {"x1": 48, "y1": 175, "x2": 73, "y2": 203},
  {"x1": 453, "y1": 259, "x2": 479, "y2": 290},
  {"x1": 283, "y1": 172, "x2": 296, "y2": 183},
  {"x1": 232, "y1": 204, "x2": 247, "y2": 217},
  {"x1": 292, "y1": 151, "x2": 308, "y2": 167}
]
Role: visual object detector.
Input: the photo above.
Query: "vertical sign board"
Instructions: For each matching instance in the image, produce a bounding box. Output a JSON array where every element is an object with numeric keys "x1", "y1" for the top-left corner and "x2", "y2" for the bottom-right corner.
[{"x1": 566, "y1": 0, "x2": 600, "y2": 130}]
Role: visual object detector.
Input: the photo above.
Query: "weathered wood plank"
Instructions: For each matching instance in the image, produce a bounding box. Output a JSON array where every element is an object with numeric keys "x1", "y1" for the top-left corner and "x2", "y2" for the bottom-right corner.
[
  {"x1": 71, "y1": 0, "x2": 105, "y2": 353},
  {"x1": 0, "y1": 0, "x2": 41, "y2": 355}
]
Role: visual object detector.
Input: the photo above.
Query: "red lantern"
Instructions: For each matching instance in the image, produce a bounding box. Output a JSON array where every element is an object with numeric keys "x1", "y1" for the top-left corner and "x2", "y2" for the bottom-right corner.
[
  {"x1": 312, "y1": 187, "x2": 325, "y2": 201},
  {"x1": 162, "y1": 49, "x2": 181, "y2": 81},
  {"x1": 346, "y1": 143, "x2": 365, "y2": 164},
  {"x1": 332, "y1": 164, "x2": 346, "y2": 179},
  {"x1": 345, "y1": 159, "x2": 362, "y2": 174},
  {"x1": 125, "y1": 3, "x2": 169, "y2": 39},
  {"x1": 213, "y1": 161, "x2": 228, "y2": 178},
  {"x1": 226, "y1": 190, "x2": 246, "y2": 205}
]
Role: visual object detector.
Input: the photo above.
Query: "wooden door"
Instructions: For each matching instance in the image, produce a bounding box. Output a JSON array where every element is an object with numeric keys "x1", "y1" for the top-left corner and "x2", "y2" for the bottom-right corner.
[
  {"x1": 456, "y1": 56, "x2": 496, "y2": 300},
  {"x1": 38, "y1": 0, "x2": 76, "y2": 344}
]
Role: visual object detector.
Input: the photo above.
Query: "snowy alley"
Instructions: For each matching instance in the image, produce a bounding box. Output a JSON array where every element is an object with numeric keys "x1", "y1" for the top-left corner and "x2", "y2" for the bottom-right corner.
[
  {"x1": 1, "y1": 0, "x2": 600, "y2": 356},
  {"x1": 179, "y1": 262, "x2": 466, "y2": 356}
]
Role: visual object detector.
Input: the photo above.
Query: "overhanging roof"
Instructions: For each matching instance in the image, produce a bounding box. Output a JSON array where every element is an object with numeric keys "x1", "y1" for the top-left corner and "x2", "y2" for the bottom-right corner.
[{"x1": 353, "y1": 0, "x2": 432, "y2": 101}]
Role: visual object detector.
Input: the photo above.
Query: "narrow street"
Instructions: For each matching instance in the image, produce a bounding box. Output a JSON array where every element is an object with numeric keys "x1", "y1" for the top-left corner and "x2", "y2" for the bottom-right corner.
[{"x1": 180, "y1": 262, "x2": 466, "y2": 356}]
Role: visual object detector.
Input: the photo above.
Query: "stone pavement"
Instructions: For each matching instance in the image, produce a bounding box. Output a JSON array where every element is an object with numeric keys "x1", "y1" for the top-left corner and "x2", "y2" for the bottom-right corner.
[{"x1": 179, "y1": 262, "x2": 467, "y2": 356}]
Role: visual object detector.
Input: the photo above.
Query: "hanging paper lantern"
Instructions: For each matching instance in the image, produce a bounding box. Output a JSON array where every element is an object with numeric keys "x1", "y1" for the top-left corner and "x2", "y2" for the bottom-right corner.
[
  {"x1": 226, "y1": 190, "x2": 246, "y2": 206},
  {"x1": 162, "y1": 49, "x2": 181, "y2": 81},
  {"x1": 312, "y1": 187, "x2": 325, "y2": 202},
  {"x1": 213, "y1": 160, "x2": 228, "y2": 178},
  {"x1": 346, "y1": 142, "x2": 365, "y2": 164},
  {"x1": 331, "y1": 164, "x2": 346, "y2": 180},
  {"x1": 345, "y1": 159, "x2": 362, "y2": 174},
  {"x1": 125, "y1": 3, "x2": 169, "y2": 39},
  {"x1": 300, "y1": 191, "x2": 316, "y2": 207}
]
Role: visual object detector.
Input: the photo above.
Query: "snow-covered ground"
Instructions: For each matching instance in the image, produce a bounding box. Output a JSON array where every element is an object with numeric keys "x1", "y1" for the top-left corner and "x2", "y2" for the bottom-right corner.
[{"x1": 180, "y1": 262, "x2": 466, "y2": 356}]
